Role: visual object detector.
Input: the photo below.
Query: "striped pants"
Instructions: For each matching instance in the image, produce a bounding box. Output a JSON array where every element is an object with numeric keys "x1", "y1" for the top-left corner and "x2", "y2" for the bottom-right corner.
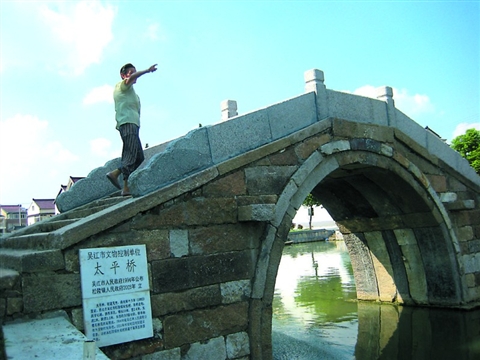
[{"x1": 119, "y1": 123, "x2": 144, "y2": 181}]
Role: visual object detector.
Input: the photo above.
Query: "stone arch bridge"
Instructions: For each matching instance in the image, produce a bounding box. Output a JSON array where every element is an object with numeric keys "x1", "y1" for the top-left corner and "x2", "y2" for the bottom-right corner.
[{"x1": 1, "y1": 69, "x2": 479, "y2": 359}]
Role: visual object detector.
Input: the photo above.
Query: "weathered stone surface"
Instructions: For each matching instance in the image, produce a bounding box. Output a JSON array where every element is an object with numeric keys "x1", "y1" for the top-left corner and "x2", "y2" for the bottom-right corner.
[
  {"x1": 6, "y1": 297, "x2": 23, "y2": 315},
  {"x1": 294, "y1": 133, "x2": 331, "y2": 160},
  {"x1": 22, "y1": 274, "x2": 81, "y2": 312},
  {"x1": 428, "y1": 174, "x2": 447, "y2": 192},
  {"x1": 130, "y1": 127, "x2": 213, "y2": 197},
  {"x1": 0, "y1": 268, "x2": 19, "y2": 290},
  {"x1": 182, "y1": 336, "x2": 226, "y2": 360},
  {"x1": 170, "y1": 229, "x2": 188, "y2": 258},
  {"x1": 344, "y1": 233, "x2": 379, "y2": 300},
  {"x1": 0, "y1": 249, "x2": 64, "y2": 273},
  {"x1": 151, "y1": 250, "x2": 253, "y2": 294},
  {"x1": 189, "y1": 223, "x2": 263, "y2": 255},
  {"x1": 189, "y1": 251, "x2": 254, "y2": 288},
  {"x1": 203, "y1": 170, "x2": 246, "y2": 197},
  {"x1": 163, "y1": 302, "x2": 248, "y2": 348},
  {"x1": 226, "y1": 331, "x2": 250, "y2": 359},
  {"x1": 151, "y1": 285, "x2": 221, "y2": 316},
  {"x1": 415, "y1": 227, "x2": 461, "y2": 304},
  {"x1": 245, "y1": 166, "x2": 297, "y2": 195},
  {"x1": 364, "y1": 232, "x2": 397, "y2": 302},
  {"x1": 220, "y1": 280, "x2": 251, "y2": 304},
  {"x1": 268, "y1": 147, "x2": 298, "y2": 166},
  {"x1": 238, "y1": 204, "x2": 275, "y2": 222},
  {"x1": 142, "y1": 347, "x2": 180, "y2": 360}
]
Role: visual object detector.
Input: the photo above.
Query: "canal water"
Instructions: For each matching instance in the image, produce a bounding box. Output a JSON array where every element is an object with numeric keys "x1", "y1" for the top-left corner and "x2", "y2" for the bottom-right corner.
[{"x1": 272, "y1": 240, "x2": 480, "y2": 360}]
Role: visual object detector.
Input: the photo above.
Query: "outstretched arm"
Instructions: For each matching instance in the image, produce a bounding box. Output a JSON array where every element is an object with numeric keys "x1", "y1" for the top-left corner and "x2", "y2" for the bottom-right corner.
[{"x1": 125, "y1": 64, "x2": 157, "y2": 85}]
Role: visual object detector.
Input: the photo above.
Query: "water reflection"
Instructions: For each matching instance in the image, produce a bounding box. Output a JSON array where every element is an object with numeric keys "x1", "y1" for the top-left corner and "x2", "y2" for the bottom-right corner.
[{"x1": 272, "y1": 241, "x2": 480, "y2": 360}]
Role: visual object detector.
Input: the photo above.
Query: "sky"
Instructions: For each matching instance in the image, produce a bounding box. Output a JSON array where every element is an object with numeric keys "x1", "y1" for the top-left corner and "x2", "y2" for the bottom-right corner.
[{"x1": 0, "y1": 0, "x2": 479, "y2": 208}]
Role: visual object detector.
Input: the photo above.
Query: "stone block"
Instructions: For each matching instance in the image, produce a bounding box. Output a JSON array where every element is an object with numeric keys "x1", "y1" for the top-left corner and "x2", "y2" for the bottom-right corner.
[
  {"x1": 220, "y1": 280, "x2": 251, "y2": 304},
  {"x1": 238, "y1": 204, "x2": 275, "y2": 222},
  {"x1": 294, "y1": 133, "x2": 331, "y2": 160},
  {"x1": 152, "y1": 251, "x2": 253, "y2": 294},
  {"x1": 267, "y1": 92, "x2": 317, "y2": 140},
  {"x1": 183, "y1": 336, "x2": 226, "y2": 360},
  {"x1": 226, "y1": 331, "x2": 250, "y2": 359},
  {"x1": 0, "y1": 268, "x2": 19, "y2": 290},
  {"x1": 170, "y1": 229, "x2": 188, "y2": 257},
  {"x1": 189, "y1": 223, "x2": 263, "y2": 256},
  {"x1": 142, "y1": 347, "x2": 180, "y2": 360},
  {"x1": 208, "y1": 109, "x2": 272, "y2": 164},
  {"x1": 268, "y1": 147, "x2": 298, "y2": 166},
  {"x1": 22, "y1": 273, "x2": 82, "y2": 312},
  {"x1": 6, "y1": 297, "x2": 23, "y2": 315},
  {"x1": 71, "y1": 307, "x2": 84, "y2": 330},
  {"x1": 291, "y1": 150, "x2": 323, "y2": 187},
  {"x1": 151, "y1": 258, "x2": 190, "y2": 293},
  {"x1": 428, "y1": 174, "x2": 447, "y2": 192},
  {"x1": 457, "y1": 226, "x2": 474, "y2": 242},
  {"x1": 245, "y1": 165, "x2": 297, "y2": 195},
  {"x1": 0, "y1": 249, "x2": 64, "y2": 273},
  {"x1": 440, "y1": 192, "x2": 457, "y2": 203},
  {"x1": 163, "y1": 302, "x2": 248, "y2": 349},
  {"x1": 327, "y1": 90, "x2": 389, "y2": 125},
  {"x1": 202, "y1": 171, "x2": 246, "y2": 197},
  {"x1": 320, "y1": 140, "x2": 350, "y2": 155},
  {"x1": 189, "y1": 251, "x2": 254, "y2": 288},
  {"x1": 393, "y1": 110, "x2": 427, "y2": 150},
  {"x1": 151, "y1": 285, "x2": 221, "y2": 316},
  {"x1": 130, "y1": 127, "x2": 213, "y2": 196}
]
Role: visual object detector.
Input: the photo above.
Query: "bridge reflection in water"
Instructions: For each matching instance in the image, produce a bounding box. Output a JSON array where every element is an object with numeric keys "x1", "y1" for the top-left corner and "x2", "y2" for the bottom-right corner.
[{"x1": 272, "y1": 241, "x2": 480, "y2": 360}]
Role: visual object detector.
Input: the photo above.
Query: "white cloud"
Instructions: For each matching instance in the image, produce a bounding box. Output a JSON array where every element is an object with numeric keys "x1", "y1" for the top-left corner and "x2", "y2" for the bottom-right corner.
[
  {"x1": 452, "y1": 122, "x2": 480, "y2": 139},
  {"x1": 351, "y1": 85, "x2": 435, "y2": 117},
  {"x1": 90, "y1": 138, "x2": 114, "y2": 157},
  {"x1": 0, "y1": 114, "x2": 80, "y2": 204},
  {"x1": 39, "y1": 0, "x2": 116, "y2": 75},
  {"x1": 83, "y1": 85, "x2": 114, "y2": 105},
  {"x1": 143, "y1": 20, "x2": 166, "y2": 42}
]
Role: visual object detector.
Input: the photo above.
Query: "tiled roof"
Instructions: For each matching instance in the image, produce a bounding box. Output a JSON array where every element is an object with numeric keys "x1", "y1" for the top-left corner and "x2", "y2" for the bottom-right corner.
[
  {"x1": 32, "y1": 199, "x2": 56, "y2": 210},
  {"x1": 0, "y1": 205, "x2": 25, "y2": 213}
]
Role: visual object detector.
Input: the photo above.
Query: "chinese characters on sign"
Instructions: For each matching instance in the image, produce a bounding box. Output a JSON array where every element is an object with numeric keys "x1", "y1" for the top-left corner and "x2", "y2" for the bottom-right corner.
[{"x1": 80, "y1": 245, "x2": 153, "y2": 347}]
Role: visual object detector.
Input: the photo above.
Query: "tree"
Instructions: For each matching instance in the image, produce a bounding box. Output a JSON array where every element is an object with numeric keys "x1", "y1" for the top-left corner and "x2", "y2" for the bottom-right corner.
[
  {"x1": 303, "y1": 193, "x2": 322, "y2": 230},
  {"x1": 451, "y1": 128, "x2": 480, "y2": 175}
]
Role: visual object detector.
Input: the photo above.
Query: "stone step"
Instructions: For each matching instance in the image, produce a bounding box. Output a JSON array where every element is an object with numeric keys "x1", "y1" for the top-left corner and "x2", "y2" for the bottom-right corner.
[
  {"x1": 0, "y1": 232, "x2": 53, "y2": 250},
  {"x1": 2, "y1": 311, "x2": 109, "y2": 359},
  {"x1": 0, "y1": 248, "x2": 64, "y2": 273},
  {"x1": 0, "y1": 268, "x2": 20, "y2": 290}
]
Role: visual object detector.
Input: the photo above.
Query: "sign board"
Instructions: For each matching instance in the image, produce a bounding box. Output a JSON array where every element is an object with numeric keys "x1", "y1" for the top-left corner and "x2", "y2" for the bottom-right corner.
[{"x1": 79, "y1": 245, "x2": 153, "y2": 347}]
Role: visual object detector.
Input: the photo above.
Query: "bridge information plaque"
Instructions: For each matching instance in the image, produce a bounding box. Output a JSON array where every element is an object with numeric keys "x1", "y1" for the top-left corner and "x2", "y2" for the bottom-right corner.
[{"x1": 79, "y1": 245, "x2": 153, "y2": 347}]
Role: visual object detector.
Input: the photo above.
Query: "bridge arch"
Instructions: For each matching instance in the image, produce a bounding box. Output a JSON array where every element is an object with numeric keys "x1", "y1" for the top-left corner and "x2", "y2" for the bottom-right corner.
[{"x1": 253, "y1": 134, "x2": 465, "y2": 358}]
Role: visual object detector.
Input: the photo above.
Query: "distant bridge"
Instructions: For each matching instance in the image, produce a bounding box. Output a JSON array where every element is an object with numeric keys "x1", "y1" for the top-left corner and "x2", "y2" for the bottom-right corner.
[{"x1": 1, "y1": 69, "x2": 479, "y2": 359}]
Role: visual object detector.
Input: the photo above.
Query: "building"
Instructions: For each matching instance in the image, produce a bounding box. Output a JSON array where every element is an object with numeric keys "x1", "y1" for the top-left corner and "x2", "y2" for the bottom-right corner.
[
  {"x1": 27, "y1": 199, "x2": 56, "y2": 226},
  {"x1": 0, "y1": 205, "x2": 27, "y2": 234}
]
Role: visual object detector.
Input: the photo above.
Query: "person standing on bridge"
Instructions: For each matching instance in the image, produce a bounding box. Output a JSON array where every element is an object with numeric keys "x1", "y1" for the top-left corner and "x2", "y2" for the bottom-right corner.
[{"x1": 106, "y1": 63, "x2": 157, "y2": 196}]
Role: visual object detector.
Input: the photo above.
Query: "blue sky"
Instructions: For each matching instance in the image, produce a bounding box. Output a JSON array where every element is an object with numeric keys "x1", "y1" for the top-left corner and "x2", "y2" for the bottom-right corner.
[{"x1": 0, "y1": 0, "x2": 479, "y2": 207}]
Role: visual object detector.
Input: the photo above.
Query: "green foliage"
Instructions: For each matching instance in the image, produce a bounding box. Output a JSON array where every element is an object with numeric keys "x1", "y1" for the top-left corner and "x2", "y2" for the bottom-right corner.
[
  {"x1": 451, "y1": 128, "x2": 480, "y2": 175},
  {"x1": 302, "y1": 193, "x2": 322, "y2": 230},
  {"x1": 303, "y1": 193, "x2": 322, "y2": 208}
]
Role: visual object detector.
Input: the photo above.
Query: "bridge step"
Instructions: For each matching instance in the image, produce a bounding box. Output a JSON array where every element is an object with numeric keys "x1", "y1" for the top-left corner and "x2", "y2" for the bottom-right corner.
[
  {"x1": 0, "y1": 248, "x2": 64, "y2": 273},
  {"x1": 0, "y1": 268, "x2": 19, "y2": 290},
  {"x1": 2, "y1": 311, "x2": 109, "y2": 360}
]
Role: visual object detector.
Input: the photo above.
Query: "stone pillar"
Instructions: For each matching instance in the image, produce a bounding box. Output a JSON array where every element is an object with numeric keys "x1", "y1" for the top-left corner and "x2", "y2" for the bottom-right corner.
[
  {"x1": 221, "y1": 100, "x2": 238, "y2": 121},
  {"x1": 376, "y1": 86, "x2": 396, "y2": 126},
  {"x1": 304, "y1": 69, "x2": 328, "y2": 119}
]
